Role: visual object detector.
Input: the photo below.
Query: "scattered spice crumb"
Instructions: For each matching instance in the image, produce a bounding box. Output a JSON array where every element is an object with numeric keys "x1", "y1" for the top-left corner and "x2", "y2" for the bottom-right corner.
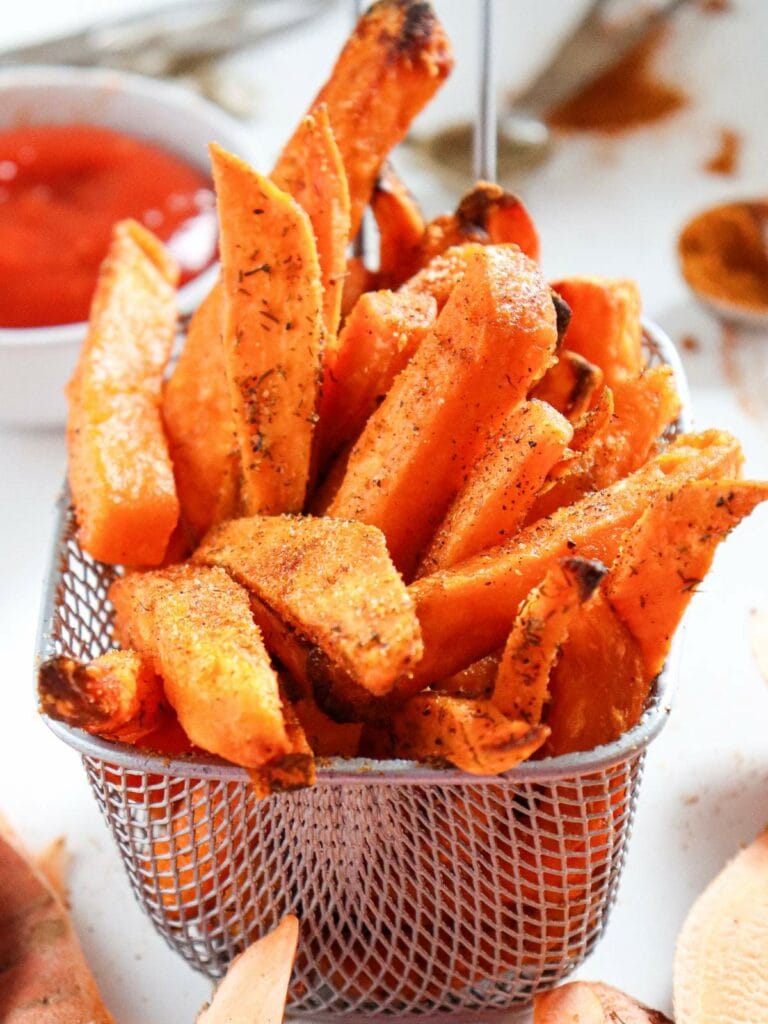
[
  {"x1": 681, "y1": 334, "x2": 700, "y2": 353},
  {"x1": 683, "y1": 793, "x2": 701, "y2": 806},
  {"x1": 546, "y1": 27, "x2": 687, "y2": 134},
  {"x1": 703, "y1": 128, "x2": 741, "y2": 176},
  {"x1": 700, "y1": 0, "x2": 733, "y2": 13}
]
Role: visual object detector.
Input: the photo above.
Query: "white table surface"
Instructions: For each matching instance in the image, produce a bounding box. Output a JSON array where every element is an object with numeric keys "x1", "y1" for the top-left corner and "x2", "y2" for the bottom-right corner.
[{"x1": 2, "y1": 1, "x2": 768, "y2": 1021}]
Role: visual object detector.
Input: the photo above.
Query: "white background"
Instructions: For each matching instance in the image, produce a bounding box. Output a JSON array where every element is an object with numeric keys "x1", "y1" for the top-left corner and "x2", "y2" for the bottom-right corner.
[{"x1": 1, "y1": 1, "x2": 767, "y2": 1020}]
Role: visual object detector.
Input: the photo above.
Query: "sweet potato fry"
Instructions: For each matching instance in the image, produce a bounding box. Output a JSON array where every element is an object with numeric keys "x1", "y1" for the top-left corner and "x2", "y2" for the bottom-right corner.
[
  {"x1": 551, "y1": 276, "x2": 643, "y2": 384},
  {"x1": 272, "y1": 104, "x2": 351, "y2": 343},
  {"x1": 534, "y1": 982, "x2": 672, "y2": 1023},
  {"x1": 372, "y1": 164, "x2": 425, "y2": 288},
  {"x1": 417, "y1": 181, "x2": 540, "y2": 266},
  {"x1": 318, "y1": 289, "x2": 437, "y2": 469},
  {"x1": 526, "y1": 364, "x2": 682, "y2": 521},
  {"x1": 162, "y1": 280, "x2": 239, "y2": 545},
  {"x1": 543, "y1": 592, "x2": 646, "y2": 756},
  {"x1": 340, "y1": 256, "x2": 376, "y2": 319},
  {"x1": 385, "y1": 693, "x2": 549, "y2": 774},
  {"x1": 66, "y1": 219, "x2": 179, "y2": 566},
  {"x1": 493, "y1": 557, "x2": 606, "y2": 726},
  {"x1": 569, "y1": 384, "x2": 614, "y2": 451},
  {"x1": 292, "y1": 695, "x2": 363, "y2": 757},
  {"x1": 210, "y1": 144, "x2": 324, "y2": 516},
  {"x1": 434, "y1": 652, "x2": 501, "y2": 698},
  {"x1": 198, "y1": 915, "x2": 299, "y2": 1024},
  {"x1": 0, "y1": 821, "x2": 113, "y2": 1024},
  {"x1": 110, "y1": 565, "x2": 292, "y2": 768},
  {"x1": 328, "y1": 246, "x2": 560, "y2": 576},
  {"x1": 249, "y1": 694, "x2": 316, "y2": 799},
  {"x1": 530, "y1": 350, "x2": 603, "y2": 421},
  {"x1": 399, "y1": 242, "x2": 486, "y2": 312},
  {"x1": 276, "y1": 0, "x2": 453, "y2": 237},
  {"x1": 417, "y1": 399, "x2": 573, "y2": 576},
  {"x1": 194, "y1": 514, "x2": 422, "y2": 697},
  {"x1": 606, "y1": 479, "x2": 768, "y2": 680},
  {"x1": 407, "y1": 430, "x2": 744, "y2": 686},
  {"x1": 38, "y1": 650, "x2": 166, "y2": 743}
]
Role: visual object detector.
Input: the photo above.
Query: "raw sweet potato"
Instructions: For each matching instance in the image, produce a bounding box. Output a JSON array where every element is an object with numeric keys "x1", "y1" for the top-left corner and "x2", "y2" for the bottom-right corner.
[
  {"x1": 276, "y1": 0, "x2": 453, "y2": 237},
  {"x1": 272, "y1": 104, "x2": 350, "y2": 344},
  {"x1": 110, "y1": 564, "x2": 292, "y2": 768},
  {"x1": 0, "y1": 821, "x2": 113, "y2": 1023},
  {"x1": 194, "y1": 514, "x2": 422, "y2": 697},
  {"x1": 210, "y1": 144, "x2": 324, "y2": 516},
  {"x1": 198, "y1": 915, "x2": 299, "y2": 1024},
  {"x1": 407, "y1": 430, "x2": 743, "y2": 686},
  {"x1": 543, "y1": 592, "x2": 646, "y2": 756},
  {"x1": 162, "y1": 280, "x2": 239, "y2": 545},
  {"x1": 317, "y1": 289, "x2": 437, "y2": 469},
  {"x1": 372, "y1": 164, "x2": 425, "y2": 288},
  {"x1": 551, "y1": 276, "x2": 643, "y2": 385},
  {"x1": 493, "y1": 557, "x2": 606, "y2": 726},
  {"x1": 535, "y1": 982, "x2": 672, "y2": 1023},
  {"x1": 606, "y1": 479, "x2": 768, "y2": 680},
  {"x1": 66, "y1": 219, "x2": 179, "y2": 566},
  {"x1": 38, "y1": 650, "x2": 166, "y2": 743},
  {"x1": 416, "y1": 399, "x2": 573, "y2": 576},
  {"x1": 384, "y1": 693, "x2": 549, "y2": 774},
  {"x1": 674, "y1": 829, "x2": 768, "y2": 1024},
  {"x1": 328, "y1": 245, "x2": 559, "y2": 576},
  {"x1": 417, "y1": 181, "x2": 540, "y2": 266},
  {"x1": 399, "y1": 242, "x2": 486, "y2": 312},
  {"x1": 526, "y1": 364, "x2": 682, "y2": 522},
  {"x1": 530, "y1": 350, "x2": 603, "y2": 421}
]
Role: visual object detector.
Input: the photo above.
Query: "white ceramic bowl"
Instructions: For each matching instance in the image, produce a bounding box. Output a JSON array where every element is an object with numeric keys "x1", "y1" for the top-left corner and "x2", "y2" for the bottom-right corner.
[{"x1": 0, "y1": 65, "x2": 255, "y2": 429}]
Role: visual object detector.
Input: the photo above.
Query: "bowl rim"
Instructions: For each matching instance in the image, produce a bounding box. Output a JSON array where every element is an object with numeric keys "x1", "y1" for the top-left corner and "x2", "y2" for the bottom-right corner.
[
  {"x1": 36, "y1": 318, "x2": 691, "y2": 787},
  {"x1": 0, "y1": 63, "x2": 253, "y2": 346}
]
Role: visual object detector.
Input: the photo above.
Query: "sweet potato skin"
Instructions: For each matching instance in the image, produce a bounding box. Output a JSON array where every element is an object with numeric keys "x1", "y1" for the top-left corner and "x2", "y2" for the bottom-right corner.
[
  {"x1": 407, "y1": 431, "x2": 744, "y2": 687},
  {"x1": 277, "y1": 0, "x2": 453, "y2": 237},
  {"x1": 110, "y1": 564, "x2": 291, "y2": 767},
  {"x1": 162, "y1": 280, "x2": 239, "y2": 545},
  {"x1": 194, "y1": 514, "x2": 422, "y2": 697},
  {"x1": 417, "y1": 399, "x2": 573, "y2": 576},
  {"x1": 66, "y1": 219, "x2": 179, "y2": 566},
  {"x1": 530, "y1": 350, "x2": 603, "y2": 421},
  {"x1": 328, "y1": 245, "x2": 559, "y2": 577},
  {"x1": 211, "y1": 144, "x2": 324, "y2": 516}
]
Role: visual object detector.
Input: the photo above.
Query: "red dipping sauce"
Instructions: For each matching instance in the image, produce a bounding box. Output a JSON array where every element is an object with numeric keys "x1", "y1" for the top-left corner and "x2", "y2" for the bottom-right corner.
[{"x1": 0, "y1": 123, "x2": 217, "y2": 327}]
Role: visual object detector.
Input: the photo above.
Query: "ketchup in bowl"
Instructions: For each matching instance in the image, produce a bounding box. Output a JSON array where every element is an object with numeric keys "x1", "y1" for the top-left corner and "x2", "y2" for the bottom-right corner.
[{"x1": 0, "y1": 123, "x2": 217, "y2": 328}]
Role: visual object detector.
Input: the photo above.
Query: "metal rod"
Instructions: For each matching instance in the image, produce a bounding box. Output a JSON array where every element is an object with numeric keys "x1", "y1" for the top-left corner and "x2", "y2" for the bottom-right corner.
[{"x1": 473, "y1": 0, "x2": 497, "y2": 182}]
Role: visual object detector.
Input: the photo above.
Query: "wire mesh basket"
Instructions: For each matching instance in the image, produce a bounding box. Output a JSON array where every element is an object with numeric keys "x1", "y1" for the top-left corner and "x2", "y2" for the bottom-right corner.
[{"x1": 37, "y1": 321, "x2": 687, "y2": 1020}]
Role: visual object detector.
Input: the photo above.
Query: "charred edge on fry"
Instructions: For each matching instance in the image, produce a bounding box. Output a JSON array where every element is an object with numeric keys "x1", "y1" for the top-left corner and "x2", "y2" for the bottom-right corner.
[
  {"x1": 560, "y1": 556, "x2": 608, "y2": 602},
  {"x1": 38, "y1": 657, "x2": 107, "y2": 729},
  {"x1": 551, "y1": 291, "x2": 572, "y2": 348},
  {"x1": 455, "y1": 182, "x2": 511, "y2": 233}
]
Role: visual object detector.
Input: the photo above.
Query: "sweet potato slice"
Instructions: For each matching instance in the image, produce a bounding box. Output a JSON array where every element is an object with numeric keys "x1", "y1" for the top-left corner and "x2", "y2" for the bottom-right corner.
[
  {"x1": 407, "y1": 430, "x2": 744, "y2": 686},
  {"x1": 493, "y1": 557, "x2": 606, "y2": 726},
  {"x1": 384, "y1": 693, "x2": 549, "y2": 774},
  {"x1": 66, "y1": 219, "x2": 179, "y2": 566},
  {"x1": 535, "y1": 982, "x2": 672, "y2": 1023},
  {"x1": 210, "y1": 144, "x2": 324, "y2": 516},
  {"x1": 0, "y1": 821, "x2": 113, "y2": 1023},
  {"x1": 526, "y1": 364, "x2": 682, "y2": 521},
  {"x1": 530, "y1": 350, "x2": 603, "y2": 421},
  {"x1": 399, "y1": 242, "x2": 486, "y2": 312},
  {"x1": 674, "y1": 829, "x2": 768, "y2": 1024},
  {"x1": 110, "y1": 565, "x2": 292, "y2": 768},
  {"x1": 569, "y1": 384, "x2": 614, "y2": 451},
  {"x1": 543, "y1": 592, "x2": 646, "y2": 756},
  {"x1": 38, "y1": 650, "x2": 166, "y2": 743},
  {"x1": 328, "y1": 246, "x2": 559, "y2": 576},
  {"x1": 417, "y1": 399, "x2": 573, "y2": 576},
  {"x1": 372, "y1": 164, "x2": 425, "y2": 289},
  {"x1": 276, "y1": 0, "x2": 453, "y2": 237},
  {"x1": 606, "y1": 479, "x2": 768, "y2": 680},
  {"x1": 434, "y1": 652, "x2": 501, "y2": 699},
  {"x1": 418, "y1": 181, "x2": 540, "y2": 266},
  {"x1": 292, "y1": 695, "x2": 363, "y2": 757},
  {"x1": 318, "y1": 289, "x2": 437, "y2": 469},
  {"x1": 552, "y1": 276, "x2": 643, "y2": 384},
  {"x1": 272, "y1": 104, "x2": 350, "y2": 343},
  {"x1": 198, "y1": 915, "x2": 299, "y2": 1024},
  {"x1": 194, "y1": 514, "x2": 422, "y2": 697},
  {"x1": 162, "y1": 280, "x2": 239, "y2": 545},
  {"x1": 249, "y1": 694, "x2": 316, "y2": 799}
]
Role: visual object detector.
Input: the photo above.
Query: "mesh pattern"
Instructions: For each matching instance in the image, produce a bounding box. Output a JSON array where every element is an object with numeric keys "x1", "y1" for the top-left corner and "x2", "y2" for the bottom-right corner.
[{"x1": 37, "y1": 325, "x2": 683, "y2": 1018}]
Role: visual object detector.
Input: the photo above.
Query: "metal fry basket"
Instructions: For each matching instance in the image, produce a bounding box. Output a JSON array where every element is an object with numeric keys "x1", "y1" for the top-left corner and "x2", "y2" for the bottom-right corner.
[{"x1": 38, "y1": 319, "x2": 687, "y2": 1018}]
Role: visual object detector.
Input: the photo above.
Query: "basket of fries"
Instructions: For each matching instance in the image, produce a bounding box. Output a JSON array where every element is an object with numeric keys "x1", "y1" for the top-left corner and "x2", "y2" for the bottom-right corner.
[{"x1": 35, "y1": 2, "x2": 768, "y2": 1019}]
